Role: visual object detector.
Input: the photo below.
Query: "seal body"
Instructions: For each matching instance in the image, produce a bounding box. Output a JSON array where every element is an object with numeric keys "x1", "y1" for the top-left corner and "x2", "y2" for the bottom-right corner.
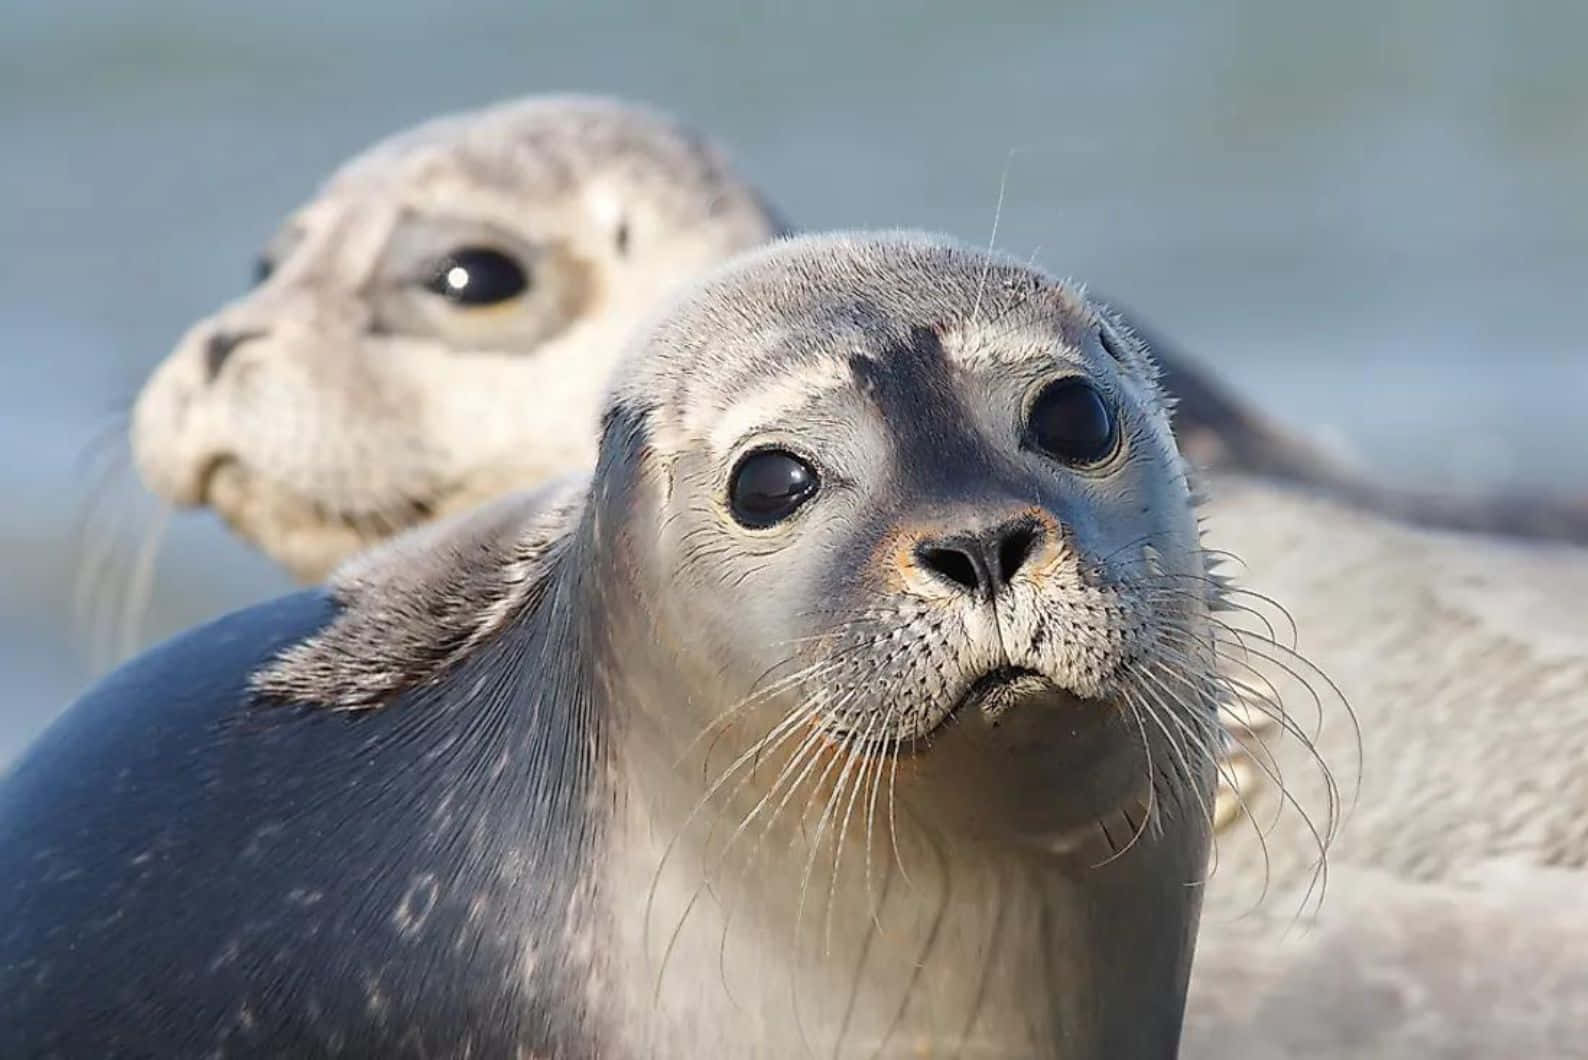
[
  {"x1": 1196, "y1": 476, "x2": 1588, "y2": 901},
  {"x1": 0, "y1": 589, "x2": 603, "y2": 1057},
  {"x1": 1186, "y1": 863, "x2": 1588, "y2": 1058},
  {"x1": 1179, "y1": 478, "x2": 1588, "y2": 1056},
  {"x1": 11, "y1": 232, "x2": 1223, "y2": 1056}
]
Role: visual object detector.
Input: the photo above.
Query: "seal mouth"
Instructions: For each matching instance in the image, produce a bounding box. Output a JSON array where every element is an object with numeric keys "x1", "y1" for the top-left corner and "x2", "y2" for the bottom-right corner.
[
  {"x1": 201, "y1": 457, "x2": 441, "y2": 535},
  {"x1": 194, "y1": 454, "x2": 237, "y2": 507},
  {"x1": 955, "y1": 666, "x2": 1063, "y2": 722},
  {"x1": 826, "y1": 668, "x2": 1077, "y2": 753}
]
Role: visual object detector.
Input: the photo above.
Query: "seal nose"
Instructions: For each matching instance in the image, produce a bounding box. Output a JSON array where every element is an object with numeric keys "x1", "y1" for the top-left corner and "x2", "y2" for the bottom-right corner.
[
  {"x1": 204, "y1": 327, "x2": 268, "y2": 383},
  {"x1": 915, "y1": 517, "x2": 1042, "y2": 600}
]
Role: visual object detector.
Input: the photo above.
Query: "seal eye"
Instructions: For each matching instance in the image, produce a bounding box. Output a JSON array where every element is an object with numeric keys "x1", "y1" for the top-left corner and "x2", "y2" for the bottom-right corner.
[
  {"x1": 1027, "y1": 378, "x2": 1117, "y2": 466},
  {"x1": 252, "y1": 256, "x2": 273, "y2": 287},
  {"x1": 423, "y1": 247, "x2": 530, "y2": 306},
  {"x1": 729, "y1": 449, "x2": 819, "y2": 528}
]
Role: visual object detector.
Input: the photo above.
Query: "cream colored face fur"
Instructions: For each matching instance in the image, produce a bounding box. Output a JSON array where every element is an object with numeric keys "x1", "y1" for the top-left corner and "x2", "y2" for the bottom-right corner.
[{"x1": 131, "y1": 95, "x2": 782, "y2": 581}]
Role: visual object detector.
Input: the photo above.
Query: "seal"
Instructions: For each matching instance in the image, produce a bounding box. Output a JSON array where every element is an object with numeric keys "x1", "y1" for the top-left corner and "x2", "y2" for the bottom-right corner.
[
  {"x1": 1186, "y1": 863, "x2": 1588, "y2": 1057},
  {"x1": 1123, "y1": 311, "x2": 1588, "y2": 545},
  {"x1": 1193, "y1": 475, "x2": 1588, "y2": 906},
  {"x1": 4, "y1": 231, "x2": 1227, "y2": 1057},
  {"x1": 129, "y1": 96, "x2": 1588, "y2": 590},
  {"x1": 130, "y1": 94, "x2": 786, "y2": 581}
]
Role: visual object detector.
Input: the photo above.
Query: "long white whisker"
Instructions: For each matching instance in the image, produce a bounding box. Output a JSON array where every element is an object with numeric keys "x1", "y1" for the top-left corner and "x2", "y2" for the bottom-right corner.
[{"x1": 116, "y1": 502, "x2": 170, "y2": 662}]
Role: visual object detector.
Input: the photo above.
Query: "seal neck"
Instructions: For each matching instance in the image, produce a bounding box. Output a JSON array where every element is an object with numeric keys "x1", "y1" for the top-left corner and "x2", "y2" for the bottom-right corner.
[
  {"x1": 585, "y1": 606, "x2": 1206, "y2": 1054},
  {"x1": 577, "y1": 497, "x2": 1207, "y2": 1055},
  {"x1": 599, "y1": 716, "x2": 1206, "y2": 1056}
]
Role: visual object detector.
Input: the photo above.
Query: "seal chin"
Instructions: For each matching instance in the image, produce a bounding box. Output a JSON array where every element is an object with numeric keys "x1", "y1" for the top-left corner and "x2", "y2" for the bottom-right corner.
[
  {"x1": 201, "y1": 458, "x2": 448, "y2": 581},
  {"x1": 883, "y1": 661, "x2": 1144, "y2": 841}
]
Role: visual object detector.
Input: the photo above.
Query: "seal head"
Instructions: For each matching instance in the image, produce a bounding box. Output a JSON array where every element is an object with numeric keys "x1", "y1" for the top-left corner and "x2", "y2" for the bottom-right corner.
[{"x1": 131, "y1": 95, "x2": 784, "y2": 580}]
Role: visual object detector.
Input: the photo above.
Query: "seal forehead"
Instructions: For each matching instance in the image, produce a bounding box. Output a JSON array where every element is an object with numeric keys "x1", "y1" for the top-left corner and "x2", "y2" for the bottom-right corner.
[
  {"x1": 846, "y1": 323, "x2": 954, "y2": 419},
  {"x1": 620, "y1": 231, "x2": 1111, "y2": 453},
  {"x1": 323, "y1": 95, "x2": 759, "y2": 230},
  {"x1": 845, "y1": 323, "x2": 1002, "y2": 473}
]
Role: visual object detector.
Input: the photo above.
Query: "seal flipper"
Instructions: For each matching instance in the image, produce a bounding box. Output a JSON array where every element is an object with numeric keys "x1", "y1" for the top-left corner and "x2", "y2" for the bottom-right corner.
[
  {"x1": 0, "y1": 488, "x2": 602, "y2": 1057},
  {"x1": 255, "y1": 477, "x2": 587, "y2": 710}
]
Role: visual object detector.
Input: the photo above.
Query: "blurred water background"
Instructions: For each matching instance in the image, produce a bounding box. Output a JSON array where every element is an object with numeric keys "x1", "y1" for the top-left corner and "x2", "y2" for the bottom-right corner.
[{"x1": 2, "y1": 0, "x2": 1585, "y2": 763}]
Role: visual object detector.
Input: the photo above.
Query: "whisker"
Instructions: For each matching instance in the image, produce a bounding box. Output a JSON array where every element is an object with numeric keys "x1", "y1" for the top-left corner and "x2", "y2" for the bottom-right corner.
[
  {"x1": 1091, "y1": 699, "x2": 1158, "y2": 868},
  {"x1": 968, "y1": 146, "x2": 1021, "y2": 327},
  {"x1": 886, "y1": 723, "x2": 911, "y2": 889},
  {"x1": 1142, "y1": 648, "x2": 1338, "y2": 920},
  {"x1": 116, "y1": 502, "x2": 170, "y2": 662},
  {"x1": 820, "y1": 706, "x2": 886, "y2": 955},
  {"x1": 1128, "y1": 668, "x2": 1274, "y2": 904},
  {"x1": 651, "y1": 701, "x2": 832, "y2": 1004},
  {"x1": 645, "y1": 692, "x2": 829, "y2": 957}
]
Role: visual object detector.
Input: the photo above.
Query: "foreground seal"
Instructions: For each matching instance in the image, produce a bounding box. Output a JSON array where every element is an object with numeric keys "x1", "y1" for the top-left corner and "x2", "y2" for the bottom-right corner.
[
  {"x1": 130, "y1": 96, "x2": 1588, "y2": 589},
  {"x1": 3, "y1": 232, "x2": 1225, "y2": 1056},
  {"x1": 131, "y1": 94, "x2": 785, "y2": 580}
]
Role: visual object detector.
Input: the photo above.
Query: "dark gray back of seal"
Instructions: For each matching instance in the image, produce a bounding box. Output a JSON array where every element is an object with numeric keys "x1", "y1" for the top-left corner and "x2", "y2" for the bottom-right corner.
[{"x1": 0, "y1": 590, "x2": 599, "y2": 1057}]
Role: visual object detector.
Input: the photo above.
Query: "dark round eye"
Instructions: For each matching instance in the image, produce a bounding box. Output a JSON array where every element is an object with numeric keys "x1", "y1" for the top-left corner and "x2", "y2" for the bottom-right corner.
[
  {"x1": 252, "y1": 256, "x2": 273, "y2": 287},
  {"x1": 422, "y1": 247, "x2": 530, "y2": 305},
  {"x1": 1026, "y1": 378, "x2": 1117, "y2": 465},
  {"x1": 728, "y1": 449, "x2": 819, "y2": 528}
]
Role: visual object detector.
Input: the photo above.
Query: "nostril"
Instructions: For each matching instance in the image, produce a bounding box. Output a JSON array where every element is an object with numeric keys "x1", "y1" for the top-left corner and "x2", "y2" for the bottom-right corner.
[
  {"x1": 915, "y1": 518, "x2": 1044, "y2": 600},
  {"x1": 917, "y1": 544, "x2": 984, "y2": 595},
  {"x1": 996, "y1": 524, "x2": 1038, "y2": 585},
  {"x1": 203, "y1": 328, "x2": 268, "y2": 384}
]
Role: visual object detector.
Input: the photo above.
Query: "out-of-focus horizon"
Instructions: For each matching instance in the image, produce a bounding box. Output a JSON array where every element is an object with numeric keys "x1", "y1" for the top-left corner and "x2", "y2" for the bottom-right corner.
[{"x1": 2, "y1": 0, "x2": 1585, "y2": 761}]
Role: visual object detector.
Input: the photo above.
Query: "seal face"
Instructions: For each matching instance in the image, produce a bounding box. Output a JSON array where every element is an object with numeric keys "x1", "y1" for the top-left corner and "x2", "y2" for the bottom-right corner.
[
  {"x1": 131, "y1": 94, "x2": 785, "y2": 580},
  {"x1": 8, "y1": 232, "x2": 1227, "y2": 1057},
  {"x1": 582, "y1": 234, "x2": 1218, "y2": 854}
]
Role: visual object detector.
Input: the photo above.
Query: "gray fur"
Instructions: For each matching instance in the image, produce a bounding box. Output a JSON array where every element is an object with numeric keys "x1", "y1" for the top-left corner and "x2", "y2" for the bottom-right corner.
[
  {"x1": 331, "y1": 94, "x2": 788, "y2": 234},
  {"x1": 1185, "y1": 864, "x2": 1588, "y2": 1058},
  {"x1": 1178, "y1": 475, "x2": 1588, "y2": 1055},
  {"x1": 1199, "y1": 475, "x2": 1588, "y2": 902}
]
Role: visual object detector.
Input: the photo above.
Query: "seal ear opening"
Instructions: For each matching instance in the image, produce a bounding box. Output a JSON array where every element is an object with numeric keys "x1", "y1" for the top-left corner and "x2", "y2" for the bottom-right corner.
[{"x1": 1088, "y1": 298, "x2": 1175, "y2": 413}]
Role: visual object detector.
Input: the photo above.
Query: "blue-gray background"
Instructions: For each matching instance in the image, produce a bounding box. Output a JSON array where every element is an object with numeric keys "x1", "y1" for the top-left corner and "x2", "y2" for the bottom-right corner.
[{"x1": 3, "y1": 0, "x2": 1585, "y2": 762}]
